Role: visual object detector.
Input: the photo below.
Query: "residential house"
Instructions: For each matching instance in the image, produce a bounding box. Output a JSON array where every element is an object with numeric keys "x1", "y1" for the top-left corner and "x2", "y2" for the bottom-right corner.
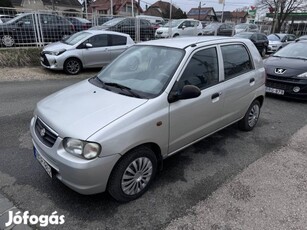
[
  {"x1": 216, "y1": 10, "x2": 247, "y2": 23},
  {"x1": 89, "y1": 0, "x2": 143, "y2": 16},
  {"x1": 9, "y1": 0, "x2": 82, "y2": 13},
  {"x1": 231, "y1": 11, "x2": 248, "y2": 24},
  {"x1": 144, "y1": 1, "x2": 185, "y2": 19},
  {"x1": 187, "y1": 7, "x2": 217, "y2": 22}
]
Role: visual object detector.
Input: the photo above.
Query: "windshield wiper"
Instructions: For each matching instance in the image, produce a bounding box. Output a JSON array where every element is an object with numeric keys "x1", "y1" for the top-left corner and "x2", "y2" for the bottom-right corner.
[{"x1": 104, "y1": 82, "x2": 142, "y2": 98}]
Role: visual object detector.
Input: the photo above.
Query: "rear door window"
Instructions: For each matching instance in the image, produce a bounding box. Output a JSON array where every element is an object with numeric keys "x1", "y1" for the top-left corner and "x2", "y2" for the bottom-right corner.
[{"x1": 221, "y1": 44, "x2": 253, "y2": 80}]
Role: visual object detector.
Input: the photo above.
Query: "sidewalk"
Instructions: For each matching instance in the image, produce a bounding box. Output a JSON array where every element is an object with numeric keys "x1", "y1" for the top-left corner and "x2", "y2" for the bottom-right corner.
[
  {"x1": 167, "y1": 125, "x2": 307, "y2": 230},
  {"x1": 0, "y1": 194, "x2": 32, "y2": 230}
]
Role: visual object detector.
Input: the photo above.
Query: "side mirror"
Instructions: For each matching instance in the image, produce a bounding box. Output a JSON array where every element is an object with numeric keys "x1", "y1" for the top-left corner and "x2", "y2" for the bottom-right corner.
[
  {"x1": 182, "y1": 25, "x2": 186, "y2": 30},
  {"x1": 85, "y1": 43, "x2": 93, "y2": 48},
  {"x1": 168, "y1": 85, "x2": 201, "y2": 103}
]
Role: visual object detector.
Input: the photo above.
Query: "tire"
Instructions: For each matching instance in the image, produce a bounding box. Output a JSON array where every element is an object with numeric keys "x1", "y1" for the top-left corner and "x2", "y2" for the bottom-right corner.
[
  {"x1": 1, "y1": 34, "x2": 15, "y2": 47},
  {"x1": 238, "y1": 100, "x2": 261, "y2": 131},
  {"x1": 64, "y1": 58, "x2": 82, "y2": 75},
  {"x1": 260, "y1": 47, "x2": 266, "y2": 57},
  {"x1": 173, "y1": 34, "x2": 179, "y2": 37},
  {"x1": 107, "y1": 146, "x2": 157, "y2": 202}
]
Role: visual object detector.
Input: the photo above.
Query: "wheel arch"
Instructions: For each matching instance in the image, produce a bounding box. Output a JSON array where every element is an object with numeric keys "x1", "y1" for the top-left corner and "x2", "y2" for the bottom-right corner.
[
  {"x1": 106, "y1": 142, "x2": 163, "y2": 188},
  {"x1": 255, "y1": 95, "x2": 264, "y2": 107}
]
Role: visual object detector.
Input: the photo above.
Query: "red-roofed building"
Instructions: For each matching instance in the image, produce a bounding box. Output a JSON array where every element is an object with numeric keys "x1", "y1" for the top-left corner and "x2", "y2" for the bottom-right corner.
[{"x1": 89, "y1": 0, "x2": 143, "y2": 16}]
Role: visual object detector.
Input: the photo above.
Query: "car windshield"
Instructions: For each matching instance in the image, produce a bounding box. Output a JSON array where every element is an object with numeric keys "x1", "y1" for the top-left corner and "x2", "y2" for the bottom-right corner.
[
  {"x1": 267, "y1": 34, "x2": 282, "y2": 41},
  {"x1": 273, "y1": 42, "x2": 307, "y2": 59},
  {"x1": 103, "y1": 18, "x2": 124, "y2": 26},
  {"x1": 96, "y1": 45, "x2": 185, "y2": 98},
  {"x1": 162, "y1": 19, "x2": 182, "y2": 27},
  {"x1": 62, "y1": 31, "x2": 91, "y2": 45}
]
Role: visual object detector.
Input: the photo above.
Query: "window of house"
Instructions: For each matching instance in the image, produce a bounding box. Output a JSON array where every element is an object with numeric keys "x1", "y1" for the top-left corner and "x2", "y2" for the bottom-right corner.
[
  {"x1": 178, "y1": 47, "x2": 219, "y2": 90},
  {"x1": 221, "y1": 44, "x2": 253, "y2": 80}
]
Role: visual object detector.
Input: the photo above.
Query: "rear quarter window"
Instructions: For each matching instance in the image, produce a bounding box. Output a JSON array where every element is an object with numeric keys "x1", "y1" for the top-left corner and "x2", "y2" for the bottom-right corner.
[{"x1": 221, "y1": 44, "x2": 254, "y2": 80}]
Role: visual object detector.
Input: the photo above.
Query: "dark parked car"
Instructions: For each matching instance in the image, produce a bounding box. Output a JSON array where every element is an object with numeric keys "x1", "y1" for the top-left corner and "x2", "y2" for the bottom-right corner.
[
  {"x1": 0, "y1": 13, "x2": 75, "y2": 47},
  {"x1": 90, "y1": 17, "x2": 155, "y2": 41},
  {"x1": 66, "y1": 17, "x2": 91, "y2": 32},
  {"x1": 234, "y1": 32, "x2": 268, "y2": 57},
  {"x1": 264, "y1": 40, "x2": 307, "y2": 100},
  {"x1": 203, "y1": 23, "x2": 234, "y2": 36}
]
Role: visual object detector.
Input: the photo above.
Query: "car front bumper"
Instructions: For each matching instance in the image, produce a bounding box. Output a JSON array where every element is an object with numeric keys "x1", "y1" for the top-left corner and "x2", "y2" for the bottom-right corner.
[
  {"x1": 40, "y1": 53, "x2": 64, "y2": 70},
  {"x1": 265, "y1": 76, "x2": 307, "y2": 100},
  {"x1": 30, "y1": 116, "x2": 121, "y2": 195}
]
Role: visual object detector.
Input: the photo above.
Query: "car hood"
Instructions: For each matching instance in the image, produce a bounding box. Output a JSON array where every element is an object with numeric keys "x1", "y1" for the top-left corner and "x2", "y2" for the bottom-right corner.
[
  {"x1": 265, "y1": 56, "x2": 307, "y2": 76},
  {"x1": 43, "y1": 41, "x2": 74, "y2": 51},
  {"x1": 268, "y1": 40, "x2": 282, "y2": 45},
  {"x1": 36, "y1": 80, "x2": 148, "y2": 140},
  {"x1": 235, "y1": 28, "x2": 245, "y2": 33},
  {"x1": 156, "y1": 27, "x2": 172, "y2": 32}
]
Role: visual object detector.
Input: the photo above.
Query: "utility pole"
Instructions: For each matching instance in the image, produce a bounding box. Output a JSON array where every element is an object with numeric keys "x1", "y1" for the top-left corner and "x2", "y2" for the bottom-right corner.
[
  {"x1": 132, "y1": 0, "x2": 134, "y2": 17},
  {"x1": 221, "y1": 0, "x2": 225, "y2": 22},
  {"x1": 110, "y1": 0, "x2": 113, "y2": 16},
  {"x1": 198, "y1": 1, "x2": 201, "y2": 20}
]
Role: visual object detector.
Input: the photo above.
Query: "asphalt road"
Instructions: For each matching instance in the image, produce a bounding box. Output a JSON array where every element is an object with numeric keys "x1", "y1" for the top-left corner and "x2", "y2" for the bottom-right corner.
[{"x1": 0, "y1": 79, "x2": 306, "y2": 230}]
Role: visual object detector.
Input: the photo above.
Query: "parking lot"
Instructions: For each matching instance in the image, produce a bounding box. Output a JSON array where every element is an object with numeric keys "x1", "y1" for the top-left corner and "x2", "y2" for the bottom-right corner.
[{"x1": 0, "y1": 68, "x2": 306, "y2": 229}]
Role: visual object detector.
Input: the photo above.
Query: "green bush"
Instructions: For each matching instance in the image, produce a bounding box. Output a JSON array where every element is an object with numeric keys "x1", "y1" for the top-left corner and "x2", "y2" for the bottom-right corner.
[{"x1": 0, "y1": 48, "x2": 42, "y2": 67}]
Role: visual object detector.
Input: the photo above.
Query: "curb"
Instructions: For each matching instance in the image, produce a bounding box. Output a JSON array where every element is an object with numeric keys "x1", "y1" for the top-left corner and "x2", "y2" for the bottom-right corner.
[{"x1": 0, "y1": 194, "x2": 32, "y2": 230}]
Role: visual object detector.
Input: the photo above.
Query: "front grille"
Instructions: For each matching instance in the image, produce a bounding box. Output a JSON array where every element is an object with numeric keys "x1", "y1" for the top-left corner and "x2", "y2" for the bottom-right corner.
[
  {"x1": 35, "y1": 118, "x2": 58, "y2": 147},
  {"x1": 266, "y1": 80, "x2": 293, "y2": 91},
  {"x1": 40, "y1": 53, "x2": 50, "y2": 66},
  {"x1": 267, "y1": 74, "x2": 301, "y2": 83}
]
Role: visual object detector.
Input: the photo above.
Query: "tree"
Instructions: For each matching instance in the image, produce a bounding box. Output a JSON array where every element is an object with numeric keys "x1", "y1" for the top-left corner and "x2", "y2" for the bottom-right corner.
[{"x1": 256, "y1": 0, "x2": 306, "y2": 33}]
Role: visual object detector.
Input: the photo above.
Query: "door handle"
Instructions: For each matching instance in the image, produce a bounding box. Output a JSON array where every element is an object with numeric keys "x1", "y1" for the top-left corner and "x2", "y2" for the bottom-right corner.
[
  {"x1": 211, "y1": 92, "x2": 220, "y2": 100},
  {"x1": 250, "y1": 78, "x2": 255, "y2": 86}
]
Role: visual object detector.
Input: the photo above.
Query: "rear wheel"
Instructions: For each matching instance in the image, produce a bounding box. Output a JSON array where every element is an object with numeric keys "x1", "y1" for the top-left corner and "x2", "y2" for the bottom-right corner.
[
  {"x1": 107, "y1": 146, "x2": 157, "y2": 202},
  {"x1": 238, "y1": 100, "x2": 261, "y2": 131},
  {"x1": 64, "y1": 58, "x2": 82, "y2": 75},
  {"x1": 260, "y1": 47, "x2": 266, "y2": 57},
  {"x1": 1, "y1": 34, "x2": 15, "y2": 47}
]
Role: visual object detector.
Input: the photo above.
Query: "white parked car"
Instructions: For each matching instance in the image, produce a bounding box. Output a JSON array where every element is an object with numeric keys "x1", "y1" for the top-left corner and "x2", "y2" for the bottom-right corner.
[
  {"x1": 40, "y1": 30, "x2": 134, "y2": 74},
  {"x1": 155, "y1": 19, "x2": 203, "y2": 38},
  {"x1": 31, "y1": 37, "x2": 265, "y2": 202}
]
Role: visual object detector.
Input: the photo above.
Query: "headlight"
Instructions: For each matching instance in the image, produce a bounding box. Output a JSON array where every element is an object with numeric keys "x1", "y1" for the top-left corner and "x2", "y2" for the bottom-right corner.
[
  {"x1": 63, "y1": 138, "x2": 101, "y2": 160},
  {"x1": 49, "y1": 49, "x2": 66, "y2": 56},
  {"x1": 297, "y1": 72, "x2": 307, "y2": 78}
]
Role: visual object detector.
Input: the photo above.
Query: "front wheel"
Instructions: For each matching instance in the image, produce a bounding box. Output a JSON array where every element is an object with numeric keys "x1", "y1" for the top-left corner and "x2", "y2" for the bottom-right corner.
[
  {"x1": 238, "y1": 100, "x2": 261, "y2": 131},
  {"x1": 1, "y1": 34, "x2": 15, "y2": 47},
  {"x1": 107, "y1": 146, "x2": 157, "y2": 202},
  {"x1": 260, "y1": 47, "x2": 267, "y2": 57},
  {"x1": 64, "y1": 58, "x2": 82, "y2": 75}
]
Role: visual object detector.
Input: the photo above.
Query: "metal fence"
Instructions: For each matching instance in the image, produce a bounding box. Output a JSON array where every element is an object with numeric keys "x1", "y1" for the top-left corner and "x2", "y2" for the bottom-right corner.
[{"x1": 0, "y1": 7, "x2": 158, "y2": 48}]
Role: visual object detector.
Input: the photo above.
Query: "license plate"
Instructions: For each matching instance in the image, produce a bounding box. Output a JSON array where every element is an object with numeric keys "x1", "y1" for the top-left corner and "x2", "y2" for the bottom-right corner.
[
  {"x1": 266, "y1": 87, "x2": 285, "y2": 95},
  {"x1": 34, "y1": 147, "x2": 52, "y2": 178}
]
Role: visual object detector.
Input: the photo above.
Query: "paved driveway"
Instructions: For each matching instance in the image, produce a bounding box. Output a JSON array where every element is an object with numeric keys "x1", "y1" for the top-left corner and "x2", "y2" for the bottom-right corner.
[{"x1": 0, "y1": 78, "x2": 306, "y2": 230}]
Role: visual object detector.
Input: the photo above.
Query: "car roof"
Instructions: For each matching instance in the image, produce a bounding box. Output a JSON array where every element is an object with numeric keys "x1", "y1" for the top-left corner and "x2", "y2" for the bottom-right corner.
[
  {"x1": 85, "y1": 29, "x2": 131, "y2": 37},
  {"x1": 136, "y1": 36, "x2": 242, "y2": 49}
]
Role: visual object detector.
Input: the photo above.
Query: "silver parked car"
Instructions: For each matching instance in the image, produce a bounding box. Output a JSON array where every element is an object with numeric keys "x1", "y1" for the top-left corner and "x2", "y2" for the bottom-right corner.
[
  {"x1": 31, "y1": 37, "x2": 266, "y2": 202},
  {"x1": 40, "y1": 30, "x2": 134, "y2": 74},
  {"x1": 267, "y1": 33, "x2": 296, "y2": 53}
]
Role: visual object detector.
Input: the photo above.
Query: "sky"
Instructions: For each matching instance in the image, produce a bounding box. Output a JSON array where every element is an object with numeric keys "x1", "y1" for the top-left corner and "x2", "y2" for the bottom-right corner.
[{"x1": 140, "y1": 0, "x2": 257, "y2": 13}]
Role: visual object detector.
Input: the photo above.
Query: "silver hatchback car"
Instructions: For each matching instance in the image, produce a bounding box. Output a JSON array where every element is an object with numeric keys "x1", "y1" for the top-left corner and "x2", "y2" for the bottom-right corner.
[
  {"x1": 31, "y1": 36, "x2": 266, "y2": 202},
  {"x1": 40, "y1": 30, "x2": 134, "y2": 74}
]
